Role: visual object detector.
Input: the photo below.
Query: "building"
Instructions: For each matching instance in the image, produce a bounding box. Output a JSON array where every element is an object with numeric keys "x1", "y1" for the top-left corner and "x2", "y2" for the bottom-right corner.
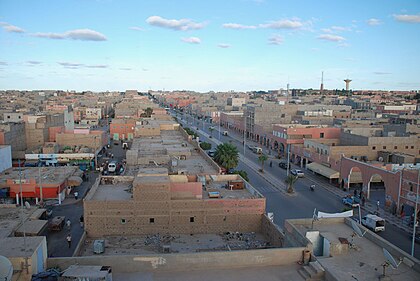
[
  {"x1": 3, "y1": 112, "x2": 24, "y2": 122},
  {"x1": 110, "y1": 118, "x2": 136, "y2": 141},
  {"x1": 0, "y1": 121, "x2": 27, "y2": 159},
  {"x1": 0, "y1": 166, "x2": 80, "y2": 201}
]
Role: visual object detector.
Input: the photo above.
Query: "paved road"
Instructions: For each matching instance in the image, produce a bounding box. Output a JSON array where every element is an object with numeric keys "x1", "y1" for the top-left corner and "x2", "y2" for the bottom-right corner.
[{"x1": 174, "y1": 110, "x2": 420, "y2": 259}]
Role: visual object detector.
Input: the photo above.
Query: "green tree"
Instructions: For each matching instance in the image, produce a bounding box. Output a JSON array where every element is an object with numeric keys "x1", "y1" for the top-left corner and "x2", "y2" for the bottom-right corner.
[
  {"x1": 144, "y1": 107, "x2": 153, "y2": 117},
  {"x1": 258, "y1": 154, "x2": 268, "y2": 173},
  {"x1": 208, "y1": 127, "x2": 214, "y2": 138},
  {"x1": 214, "y1": 143, "x2": 239, "y2": 170},
  {"x1": 233, "y1": 170, "x2": 249, "y2": 182},
  {"x1": 200, "y1": 142, "x2": 212, "y2": 150},
  {"x1": 285, "y1": 175, "x2": 298, "y2": 194}
]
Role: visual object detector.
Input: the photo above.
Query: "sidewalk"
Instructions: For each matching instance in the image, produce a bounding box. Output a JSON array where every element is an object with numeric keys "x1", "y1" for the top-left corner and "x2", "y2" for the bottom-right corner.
[{"x1": 219, "y1": 124, "x2": 415, "y2": 235}]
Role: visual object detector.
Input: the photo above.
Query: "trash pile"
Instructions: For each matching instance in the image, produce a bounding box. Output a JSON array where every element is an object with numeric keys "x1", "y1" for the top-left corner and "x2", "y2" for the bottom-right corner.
[
  {"x1": 144, "y1": 234, "x2": 177, "y2": 247},
  {"x1": 223, "y1": 231, "x2": 270, "y2": 250}
]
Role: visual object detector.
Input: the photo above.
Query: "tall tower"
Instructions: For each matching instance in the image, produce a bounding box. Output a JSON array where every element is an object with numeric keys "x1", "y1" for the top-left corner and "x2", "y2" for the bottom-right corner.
[
  {"x1": 344, "y1": 79, "x2": 352, "y2": 91},
  {"x1": 320, "y1": 71, "x2": 324, "y2": 93}
]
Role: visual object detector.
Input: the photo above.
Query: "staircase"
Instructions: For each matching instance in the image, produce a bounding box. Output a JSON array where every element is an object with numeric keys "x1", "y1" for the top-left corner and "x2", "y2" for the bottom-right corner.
[{"x1": 298, "y1": 261, "x2": 325, "y2": 281}]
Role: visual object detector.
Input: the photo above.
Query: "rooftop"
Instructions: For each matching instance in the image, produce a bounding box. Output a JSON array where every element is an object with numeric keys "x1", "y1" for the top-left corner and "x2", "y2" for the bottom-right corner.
[
  {"x1": 0, "y1": 166, "x2": 79, "y2": 187},
  {"x1": 290, "y1": 218, "x2": 420, "y2": 281},
  {"x1": 0, "y1": 236, "x2": 45, "y2": 258}
]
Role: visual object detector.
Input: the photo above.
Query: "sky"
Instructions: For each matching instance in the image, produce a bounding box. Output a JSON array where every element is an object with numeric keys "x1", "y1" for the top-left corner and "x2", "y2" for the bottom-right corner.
[{"x1": 1, "y1": 0, "x2": 420, "y2": 92}]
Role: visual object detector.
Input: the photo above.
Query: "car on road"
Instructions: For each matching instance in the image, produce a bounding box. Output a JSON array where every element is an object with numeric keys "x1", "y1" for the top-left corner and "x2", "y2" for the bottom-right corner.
[
  {"x1": 341, "y1": 196, "x2": 360, "y2": 208},
  {"x1": 207, "y1": 150, "x2": 216, "y2": 157},
  {"x1": 361, "y1": 214, "x2": 385, "y2": 232},
  {"x1": 278, "y1": 161, "x2": 290, "y2": 169},
  {"x1": 223, "y1": 131, "x2": 228, "y2": 136},
  {"x1": 291, "y1": 169, "x2": 304, "y2": 177},
  {"x1": 108, "y1": 161, "x2": 117, "y2": 173}
]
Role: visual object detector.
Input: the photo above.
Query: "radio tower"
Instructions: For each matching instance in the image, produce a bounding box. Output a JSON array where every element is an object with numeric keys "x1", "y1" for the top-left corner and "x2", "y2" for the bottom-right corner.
[{"x1": 320, "y1": 71, "x2": 324, "y2": 94}]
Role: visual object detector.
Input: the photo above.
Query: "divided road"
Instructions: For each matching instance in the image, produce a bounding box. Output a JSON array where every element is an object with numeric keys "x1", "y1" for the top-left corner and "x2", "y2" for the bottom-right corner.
[{"x1": 174, "y1": 110, "x2": 420, "y2": 259}]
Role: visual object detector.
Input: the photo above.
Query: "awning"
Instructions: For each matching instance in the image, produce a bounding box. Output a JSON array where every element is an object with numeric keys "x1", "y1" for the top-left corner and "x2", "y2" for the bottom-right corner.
[{"x1": 307, "y1": 162, "x2": 339, "y2": 179}]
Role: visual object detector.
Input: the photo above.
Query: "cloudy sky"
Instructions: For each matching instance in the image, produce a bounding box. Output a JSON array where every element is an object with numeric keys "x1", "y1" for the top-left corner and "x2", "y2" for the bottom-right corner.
[{"x1": 0, "y1": 0, "x2": 419, "y2": 92}]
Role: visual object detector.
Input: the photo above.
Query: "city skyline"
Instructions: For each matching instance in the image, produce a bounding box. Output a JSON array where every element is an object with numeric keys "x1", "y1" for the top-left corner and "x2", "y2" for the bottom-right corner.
[{"x1": 1, "y1": 0, "x2": 420, "y2": 92}]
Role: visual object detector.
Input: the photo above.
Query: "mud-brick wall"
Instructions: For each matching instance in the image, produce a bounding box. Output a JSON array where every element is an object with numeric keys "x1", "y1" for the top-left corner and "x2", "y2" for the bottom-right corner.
[{"x1": 261, "y1": 214, "x2": 284, "y2": 247}]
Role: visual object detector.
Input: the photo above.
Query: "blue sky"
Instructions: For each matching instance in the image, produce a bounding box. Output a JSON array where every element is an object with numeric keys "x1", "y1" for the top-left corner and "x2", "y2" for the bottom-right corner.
[{"x1": 1, "y1": 0, "x2": 419, "y2": 92}]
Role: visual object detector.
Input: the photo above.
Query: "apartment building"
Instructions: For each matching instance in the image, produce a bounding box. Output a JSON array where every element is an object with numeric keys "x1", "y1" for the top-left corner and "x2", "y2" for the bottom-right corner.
[{"x1": 0, "y1": 122, "x2": 27, "y2": 159}]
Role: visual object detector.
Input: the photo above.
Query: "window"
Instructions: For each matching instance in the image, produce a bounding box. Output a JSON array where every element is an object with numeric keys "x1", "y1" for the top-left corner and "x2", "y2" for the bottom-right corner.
[
  {"x1": 7, "y1": 115, "x2": 10, "y2": 119},
  {"x1": 149, "y1": 218, "x2": 155, "y2": 223},
  {"x1": 394, "y1": 146, "x2": 397, "y2": 149},
  {"x1": 372, "y1": 146, "x2": 376, "y2": 150},
  {"x1": 190, "y1": 217, "x2": 195, "y2": 223},
  {"x1": 383, "y1": 146, "x2": 386, "y2": 149},
  {"x1": 411, "y1": 146, "x2": 414, "y2": 149},
  {"x1": 320, "y1": 133, "x2": 324, "y2": 138},
  {"x1": 406, "y1": 146, "x2": 409, "y2": 149},
  {"x1": 121, "y1": 218, "x2": 126, "y2": 224}
]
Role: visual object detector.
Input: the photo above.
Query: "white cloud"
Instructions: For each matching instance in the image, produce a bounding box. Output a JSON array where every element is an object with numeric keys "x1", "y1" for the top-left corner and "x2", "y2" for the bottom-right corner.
[
  {"x1": 394, "y1": 14, "x2": 420, "y2": 23},
  {"x1": 86, "y1": 64, "x2": 108, "y2": 68},
  {"x1": 146, "y1": 16, "x2": 205, "y2": 31},
  {"x1": 120, "y1": 68, "x2": 132, "y2": 71},
  {"x1": 222, "y1": 23, "x2": 257, "y2": 30},
  {"x1": 129, "y1": 26, "x2": 144, "y2": 31},
  {"x1": 317, "y1": 34, "x2": 346, "y2": 42},
  {"x1": 374, "y1": 71, "x2": 391, "y2": 75},
  {"x1": 0, "y1": 61, "x2": 8, "y2": 65},
  {"x1": 34, "y1": 29, "x2": 107, "y2": 41},
  {"x1": 268, "y1": 34, "x2": 283, "y2": 45},
  {"x1": 181, "y1": 37, "x2": 201, "y2": 44},
  {"x1": 58, "y1": 62, "x2": 84, "y2": 68},
  {"x1": 260, "y1": 19, "x2": 303, "y2": 29},
  {"x1": 321, "y1": 26, "x2": 352, "y2": 33},
  {"x1": 26, "y1": 61, "x2": 42, "y2": 65},
  {"x1": 218, "y1": 43, "x2": 231, "y2": 48},
  {"x1": 367, "y1": 18, "x2": 382, "y2": 26},
  {"x1": 0, "y1": 22, "x2": 25, "y2": 33}
]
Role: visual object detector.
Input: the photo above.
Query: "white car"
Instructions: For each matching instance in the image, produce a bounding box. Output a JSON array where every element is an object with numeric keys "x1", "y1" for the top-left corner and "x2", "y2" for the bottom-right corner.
[{"x1": 291, "y1": 169, "x2": 304, "y2": 177}]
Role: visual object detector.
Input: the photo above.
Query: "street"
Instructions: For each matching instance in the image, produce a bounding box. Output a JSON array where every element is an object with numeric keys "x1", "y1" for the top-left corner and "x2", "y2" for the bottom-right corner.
[{"x1": 174, "y1": 109, "x2": 420, "y2": 259}]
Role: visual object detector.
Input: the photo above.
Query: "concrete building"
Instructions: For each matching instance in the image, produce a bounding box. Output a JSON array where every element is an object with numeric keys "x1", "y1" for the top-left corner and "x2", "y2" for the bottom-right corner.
[
  {"x1": 55, "y1": 130, "x2": 107, "y2": 150},
  {"x1": 24, "y1": 113, "x2": 65, "y2": 151},
  {"x1": 3, "y1": 112, "x2": 24, "y2": 122},
  {"x1": 0, "y1": 166, "x2": 80, "y2": 201},
  {"x1": 0, "y1": 121, "x2": 27, "y2": 159},
  {"x1": 227, "y1": 97, "x2": 246, "y2": 107},
  {"x1": 110, "y1": 118, "x2": 136, "y2": 141}
]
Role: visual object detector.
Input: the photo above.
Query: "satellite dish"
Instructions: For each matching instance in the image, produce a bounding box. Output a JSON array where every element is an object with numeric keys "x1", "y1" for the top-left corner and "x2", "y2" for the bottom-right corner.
[
  {"x1": 383, "y1": 248, "x2": 402, "y2": 269},
  {"x1": 351, "y1": 220, "x2": 366, "y2": 238},
  {"x1": 0, "y1": 256, "x2": 13, "y2": 281},
  {"x1": 24, "y1": 201, "x2": 31, "y2": 209}
]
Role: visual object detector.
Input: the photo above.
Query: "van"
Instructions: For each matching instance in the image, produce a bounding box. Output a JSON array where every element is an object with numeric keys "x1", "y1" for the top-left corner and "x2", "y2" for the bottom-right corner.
[
  {"x1": 108, "y1": 162, "x2": 117, "y2": 173},
  {"x1": 361, "y1": 214, "x2": 385, "y2": 232}
]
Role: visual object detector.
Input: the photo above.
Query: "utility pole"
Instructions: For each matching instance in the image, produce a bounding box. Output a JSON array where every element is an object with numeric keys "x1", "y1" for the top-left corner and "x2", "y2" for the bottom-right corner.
[
  {"x1": 94, "y1": 136, "x2": 98, "y2": 170},
  {"x1": 411, "y1": 168, "x2": 420, "y2": 256},
  {"x1": 243, "y1": 112, "x2": 246, "y2": 156},
  {"x1": 218, "y1": 113, "x2": 221, "y2": 140},
  {"x1": 38, "y1": 166, "x2": 43, "y2": 202},
  {"x1": 18, "y1": 160, "x2": 29, "y2": 273},
  {"x1": 286, "y1": 144, "x2": 290, "y2": 176}
]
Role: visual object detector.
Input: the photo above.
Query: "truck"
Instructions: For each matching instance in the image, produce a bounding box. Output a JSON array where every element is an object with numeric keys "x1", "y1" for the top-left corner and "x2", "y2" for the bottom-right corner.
[{"x1": 361, "y1": 214, "x2": 385, "y2": 232}]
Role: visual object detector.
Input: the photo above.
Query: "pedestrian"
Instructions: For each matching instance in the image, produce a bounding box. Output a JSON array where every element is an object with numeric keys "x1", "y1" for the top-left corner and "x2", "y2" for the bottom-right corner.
[
  {"x1": 377, "y1": 200, "x2": 380, "y2": 211},
  {"x1": 361, "y1": 196, "x2": 365, "y2": 206},
  {"x1": 66, "y1": 219, "x2": 71, "y2": 230},
  {"x1": 66, "y1": 233, "x2": 72, "y2": 248},
  {"x1": 269, "y1": 161, "x2": 272, "y2": 167},
  {"x1": 74, "y1": 191, "x2": 79, "y2": 200},
  {"x1": 353, "y1": 189, "x2": 357, "y2": 197},
  {"x1": 79, "y1": 215, "x2": 84, "y2": 228}
]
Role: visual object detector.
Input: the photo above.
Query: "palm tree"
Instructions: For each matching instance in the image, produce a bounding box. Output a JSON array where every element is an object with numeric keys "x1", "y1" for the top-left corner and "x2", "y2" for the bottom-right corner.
[
  {"x1": 214, "y1": 143, "x2": 239, "y2": 171},
  {"x1": 285, "y1": 175, "x2": 298, "y2": 194},
  {"x1": 144, "y1": 107, "x2": 153, "y2": 117},
  {"x1": 258, "y1": 154, "x2": 268, "y2": 173},
  {"x1": 208, "y1": 127, "x2": 214, "y2": 138}
]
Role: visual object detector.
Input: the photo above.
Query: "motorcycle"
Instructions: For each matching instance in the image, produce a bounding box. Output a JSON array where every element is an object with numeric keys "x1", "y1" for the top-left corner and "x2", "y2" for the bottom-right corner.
[{"x1": 310, "y1": 184, "x2": 315, "y2": 191}]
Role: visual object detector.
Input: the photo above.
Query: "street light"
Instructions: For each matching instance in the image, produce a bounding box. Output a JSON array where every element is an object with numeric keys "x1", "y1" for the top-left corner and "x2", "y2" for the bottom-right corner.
[{"x1": 411, "y1": 168, "x2": 420, "y2": 256}]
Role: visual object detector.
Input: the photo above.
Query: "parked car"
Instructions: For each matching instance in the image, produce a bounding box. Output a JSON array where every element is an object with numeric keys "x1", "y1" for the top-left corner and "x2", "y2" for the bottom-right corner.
[
  {"x1": 207, "y1": 150, "x2": 216, "y2": 157},
  {"x1": 223, "y1": 131, "x2": 228, "y2": 136},
  {"x1": 108, "y1": 161, "x2": 117, "y2": 173},
  {"x1": 278, "y1": 161, "x2": 290, "y2": 169},
  {"x1": 342, "y1": 196, "x2": 360, "y2": 208},
  {"x1": 291, "y1": 169, "x2": 304, "y2": 177},
  {"x1": 361, "y1": 214, "x2": 385, "y2": 232}
]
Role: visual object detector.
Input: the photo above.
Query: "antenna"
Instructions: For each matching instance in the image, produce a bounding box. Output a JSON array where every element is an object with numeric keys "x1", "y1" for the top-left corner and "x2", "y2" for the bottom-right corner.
[
  {"x1": 320, "y1": 71, "x2": 324, "y2": 94},
  {"x1": 382, "y1": 248, "x2": 403, "y2": 277}
]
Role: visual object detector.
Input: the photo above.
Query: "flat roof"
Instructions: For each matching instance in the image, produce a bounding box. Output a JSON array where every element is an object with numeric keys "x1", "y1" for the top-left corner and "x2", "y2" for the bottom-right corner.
[
  {"x1": 0, "y1": 236, "x2": 45, "y2": 257},
  {"x1": 204, "y1": 181, "x2": 256, "y2": 199},
  {"x1": 0, "y1": 166, "x2": 78, "y2": 186},
  {"x1": 91, "y1": 183, "x2": 133, "y2": 201},
  {"x1": 292, "y1": 219, "x2": 420, "y2": 281},
  {"x1": 80, "y1": 232, "x2": 273, "y2": 256}
]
